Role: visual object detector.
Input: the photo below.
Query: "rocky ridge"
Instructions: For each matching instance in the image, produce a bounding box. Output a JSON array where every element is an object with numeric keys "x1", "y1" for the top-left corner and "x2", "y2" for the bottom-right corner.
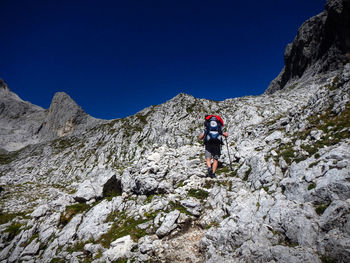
[
  {"x1": 0, "y1": 81, "x2": 103, "y2": 152},
  {"x1": 1, "y1": 1, "x2": 350, "y2": 262},
  {"x1": 266, "y1": 0, "x2": 350, "y2": 94}
]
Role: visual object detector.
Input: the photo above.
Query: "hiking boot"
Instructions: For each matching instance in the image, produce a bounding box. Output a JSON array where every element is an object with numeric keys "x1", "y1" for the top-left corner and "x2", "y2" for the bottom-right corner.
[
  {"x1": 210, "y1": 173, "x2": 216, "y2": 178},
  {"x1": 207, "y1": 167, "x2": 213, "y2": 177}
]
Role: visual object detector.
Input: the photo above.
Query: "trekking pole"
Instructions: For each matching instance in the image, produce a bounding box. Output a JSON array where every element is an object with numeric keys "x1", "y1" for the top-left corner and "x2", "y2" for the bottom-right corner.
[{"x1": 225, "y1": 137, "x2": 233, "y2": 171}]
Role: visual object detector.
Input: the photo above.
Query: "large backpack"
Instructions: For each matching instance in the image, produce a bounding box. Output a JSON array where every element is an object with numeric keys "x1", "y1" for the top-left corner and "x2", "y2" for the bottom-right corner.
[{"x1": 204, "y1": 115, "x2": 224, "y2": 144}]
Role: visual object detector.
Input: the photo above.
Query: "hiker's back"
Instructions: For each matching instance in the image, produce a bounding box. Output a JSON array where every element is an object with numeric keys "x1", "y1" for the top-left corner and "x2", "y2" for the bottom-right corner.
[{"x1": 204, "y1": 115, "x2": 223, "y2": 144}]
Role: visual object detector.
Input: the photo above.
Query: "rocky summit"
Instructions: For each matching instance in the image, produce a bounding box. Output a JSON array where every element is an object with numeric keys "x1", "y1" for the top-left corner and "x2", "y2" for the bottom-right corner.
[{"x1": 1, "y1": 1, "x2": 350, "y2": 262}]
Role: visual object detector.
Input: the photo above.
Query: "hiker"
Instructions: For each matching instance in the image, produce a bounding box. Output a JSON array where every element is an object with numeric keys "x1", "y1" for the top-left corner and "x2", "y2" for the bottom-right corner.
[{"x1": 199, "y1": 115, "x2": 228, "y2": 178}]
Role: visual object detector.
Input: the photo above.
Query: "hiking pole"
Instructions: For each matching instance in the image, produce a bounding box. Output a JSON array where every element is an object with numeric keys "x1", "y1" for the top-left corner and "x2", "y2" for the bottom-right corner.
[{"x1": 225, "y1": 137, "x2": 233, "y2": 171}]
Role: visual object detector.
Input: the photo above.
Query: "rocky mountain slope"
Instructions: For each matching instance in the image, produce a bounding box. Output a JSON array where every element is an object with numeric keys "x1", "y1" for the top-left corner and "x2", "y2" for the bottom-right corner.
[
  {"x1": 0, "y1": 81, "x2": 103, "y2": 152},
  {"x1": 1, "y1": 0, "x2": 350, "y2": 262}
]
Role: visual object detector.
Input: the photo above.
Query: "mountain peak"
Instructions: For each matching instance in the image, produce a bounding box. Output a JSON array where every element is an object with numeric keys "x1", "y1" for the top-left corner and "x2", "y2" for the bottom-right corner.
[
  {"x1": 168, "y1": 93, "x2": 196, "y2": 103},
  {"x1": 49, "y1": 92, "x2": 80, "y2": 111},
  {"x1": 41, "y1": 91, "x2": 94, "y2": 138},
  {"x1": 266, "y1": 0, "x2": 350, "y2": 94}
]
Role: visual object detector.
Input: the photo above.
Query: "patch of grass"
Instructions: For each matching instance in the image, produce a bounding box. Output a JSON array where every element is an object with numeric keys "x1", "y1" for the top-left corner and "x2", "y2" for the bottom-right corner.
[
  {"x1": 4, "y1": 222, "x2": 24, "y2": 241},
  {"x1": 186, "y1": 104, "x2": 195, "y2": 114},
  {"x1": 177, "y1": 181, "x2": 185, "y2": 188},
  {"x1": 50, "y1": 258, "x2": 66, "y2": 263},
  {"x1": 104, "y1": 191, "x2": 122, "y2": 201},
  {"x1": 66, "y1": 241, "x2": 86, "y2": 254},
  {"x1": 264, "y1": 114, "x2": 283, "y2": 127},
  {"x1": 94, "y1": 249, "x2": 103, "y2": 259},
  {"x1": 217, "y1": 180, "x2": 233, "y2": 191},
  {"x1": 271, "y1": 102, "x2": 350, "y2": 167},
  {"x1": 243, "y1": 166, "x2": 252, "y2": 181},
  {"x1": 288, "y1": 83, "x2": 299, "y2": 90},
  {"x1": 301, "y1": 144, "x2": 318, "y2": 156},
  {"x1": 262, "y1": 186, "x2": 269, "y2": 192},
  {"x1": 51, "y1": 137, "x2": 78, "y2": 151},
  {"x1": 135, "y1": 112, "x2": 149, "y2": 124},
  {"x1": 145, "y1": 194, "x2": 156, "y2": 203},
  {"x1": 0, "y1": 150, "x2": 21, "y2": 165},
  {"x1": 216, "y1": 166, "x2": 230, "y2": 175},
  {"x1": 19, "y1": 231, "x2": 39, "y2": 247},
  {"x1": 280, "y1": 148, "x2": 295, "y2": 165},
  {"x1": 187, "y1": 188, "x2": 209, "y2": 200},
  {"x1": 203, "y1": 179, "x2": 215, "y2": 189},
  {"x1": 205, "y1": 221, "x2": 220, "y2": 229},
  {"x1": 0, "y1": 211, "x2": 18, "y2": 225},
  {"x1": 168, "y1": 201, "x2": 191, "y2": 216},
  {"x1": 266, "y1": 225, "x2": 279, "y2": 236},
  {"x1": 327, "y1": 75, "x2": 339, "y2": 91},
  {"x1": 59, "y1": 203, "x2": 90, "y2": 227},
  {"x1": 216, "y1": 166, "x2": 237, "y2": 177},
  {"x1": 308, "y1": 183, "x2": 316, "y2": 190},
  {"x1": 315, "y1": 203, "x2": 330, "y2": 215},
  {"x1": 309, "y1": 160, "x2": 320, "y2": 168},
  {"x1": 99, "y1": 212, "x2": 149, "y2": 247},
  {"x1": 308, "y1": 102, "x2": 350, "y2": 142},
  {"x1": 320, "y1": 255, "x2": 336, "y2": 263}
]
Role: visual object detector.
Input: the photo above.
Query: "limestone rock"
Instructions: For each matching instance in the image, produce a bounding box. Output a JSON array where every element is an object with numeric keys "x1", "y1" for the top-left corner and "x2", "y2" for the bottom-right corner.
[
  {"x1": 156, "y1": 210, "x2": 180, "y2": 238},
  {"x1": 103, "y1": 235, "x2": 135, "y2": 261},
  {"x1": 266, "y1": 0, "x2": 350, "y2": 94}
]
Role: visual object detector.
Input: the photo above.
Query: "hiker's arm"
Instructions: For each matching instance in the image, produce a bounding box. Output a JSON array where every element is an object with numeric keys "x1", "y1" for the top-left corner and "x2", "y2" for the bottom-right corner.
[
  {"x1": 223, "y1": 132, "x2": 228, "y2": 137},
  {"x1": 199, "y1": 133, "x2": 205, "y2": 140}
]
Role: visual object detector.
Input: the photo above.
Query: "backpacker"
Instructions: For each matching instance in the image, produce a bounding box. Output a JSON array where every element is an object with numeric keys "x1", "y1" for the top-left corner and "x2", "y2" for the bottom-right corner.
[{"x1": 204, "y1": 115, "x2": 224, "y2": 144}]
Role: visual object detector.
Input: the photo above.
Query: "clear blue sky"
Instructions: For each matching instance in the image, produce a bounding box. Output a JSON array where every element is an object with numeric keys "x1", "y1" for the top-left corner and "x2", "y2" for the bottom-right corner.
[{"x1": 1, "y1": 0, "x2": 324, "y2": 119}]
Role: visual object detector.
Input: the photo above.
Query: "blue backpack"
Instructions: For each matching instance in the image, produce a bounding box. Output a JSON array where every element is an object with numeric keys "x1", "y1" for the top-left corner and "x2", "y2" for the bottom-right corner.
[{"x1": 204, "y1": 115, "x2": 223, "y2": 144}]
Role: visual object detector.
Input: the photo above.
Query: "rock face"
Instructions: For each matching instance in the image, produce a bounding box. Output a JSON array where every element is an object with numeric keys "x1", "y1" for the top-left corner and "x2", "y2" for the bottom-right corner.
[
  {"x1": 39, "y1": 92, "x2": 99, "y2": 140},
  {"x1": 0, "y1": 82, "x2": 102, "y2": 151},
  {"x1": 0, "y1": 79, "x2": 46, "y2": 151},
  {"x1": 0, "y1": 1, "x2": 350, "y2": 262},
  {"x1": 266, "y1": 0, "x2": 350, "y2": 94}
]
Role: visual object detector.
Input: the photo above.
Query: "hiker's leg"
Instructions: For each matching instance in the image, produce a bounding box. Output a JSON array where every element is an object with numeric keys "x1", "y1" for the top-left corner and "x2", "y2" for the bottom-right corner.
[
  {"x1": 206, "y1": 158, "x2": 212, "y2": 168},
  {"x1": 205, "y1": 149, "x2": 212, "y2": 168},
  {"x1": 212, "y1": 159, "x2": 218, "y2": 173}
]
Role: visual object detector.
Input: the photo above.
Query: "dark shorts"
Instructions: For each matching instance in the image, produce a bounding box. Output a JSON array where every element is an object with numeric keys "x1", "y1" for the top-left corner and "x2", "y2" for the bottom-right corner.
[{"x1": 205, "y1": 143, "x2": 221, "y2": 160}]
